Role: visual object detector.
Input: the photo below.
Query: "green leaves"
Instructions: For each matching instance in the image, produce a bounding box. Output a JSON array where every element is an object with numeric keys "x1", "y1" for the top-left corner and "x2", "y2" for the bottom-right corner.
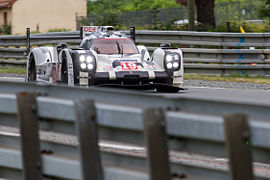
[
  {"x1": 87, "y1": 0, "x2": 180, "y2": 15},
  {"x1": 258, "y1": 0, "x2": 270, "y2": 19},
  {"x1": 133, "y1": 0, "x2": 179, "y2": 10}
]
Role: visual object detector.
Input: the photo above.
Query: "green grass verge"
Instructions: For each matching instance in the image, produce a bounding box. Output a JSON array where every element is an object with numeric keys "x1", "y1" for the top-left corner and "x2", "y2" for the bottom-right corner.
[
  {"x1": 185, "y1": 74, "x2": 270, "y2": 85},
  {"x1": 0, "y1": 68, "x2": 26, "y2": 74}
]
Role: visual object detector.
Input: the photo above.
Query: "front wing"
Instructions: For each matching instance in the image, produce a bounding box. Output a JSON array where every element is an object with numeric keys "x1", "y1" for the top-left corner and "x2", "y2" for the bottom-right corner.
[{"x1": 79, "y1": 70, "x2": 173, "y2": 88}]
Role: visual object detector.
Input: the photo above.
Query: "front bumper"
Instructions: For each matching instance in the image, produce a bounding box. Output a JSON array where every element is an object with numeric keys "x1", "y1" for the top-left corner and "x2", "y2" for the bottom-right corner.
[{"x1": 79, "y1": 71, "x2": 172, "y2": 88}]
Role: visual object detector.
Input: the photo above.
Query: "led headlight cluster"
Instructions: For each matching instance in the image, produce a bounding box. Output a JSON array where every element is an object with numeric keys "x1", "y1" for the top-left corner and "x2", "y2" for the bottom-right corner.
[
  {"x1": 164, "y1": 53, "x2": 180, "y2": 71},
  {"x1": 79, "y1": 55, "x2": 95, "y2": 71}
]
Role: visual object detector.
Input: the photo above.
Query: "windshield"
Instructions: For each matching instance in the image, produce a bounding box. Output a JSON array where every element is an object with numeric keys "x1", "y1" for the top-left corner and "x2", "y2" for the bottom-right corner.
[{"x1": 91, "y1": 38, "x2": 138, "y2": 55}]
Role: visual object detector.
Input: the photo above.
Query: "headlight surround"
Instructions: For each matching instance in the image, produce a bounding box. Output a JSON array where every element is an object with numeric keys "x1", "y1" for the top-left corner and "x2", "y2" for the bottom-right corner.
[
  {"x1": 79, "y1": 54, "x2": 96, "y2": 72},
  {"x1": 164, "y1": 53, "x2": 181, "y2": 72}
]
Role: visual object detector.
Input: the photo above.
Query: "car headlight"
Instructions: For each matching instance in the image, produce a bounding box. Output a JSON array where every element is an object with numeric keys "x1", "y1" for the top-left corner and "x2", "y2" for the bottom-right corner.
[
  {"x1": 80, "y1": 63, "x2": 86, "y2": 69},
  {"x1": 164, "y1": 53, "x2": 181, "y2": 71},
  {"x1": 86, "y1": 56, "x2": 93, "y2": 63},
  {"x1": 173, "y1": 62, "x2": 179, "y2": 68},
  {"x1": 80, "y1": 56, "x2": 85, "y2": 62},
  {"x1": 166, "y1": 63, "x2": 173, "y2": 69},
  {"x1": 166, "y1": 55, "x2": 173, "y2": 62},
  {"x1": 79, "y1": 55, "x2": 96, "y2": 71},
  {"x1": 87, "y1": 64, "x2": 94, "y2": 70}
]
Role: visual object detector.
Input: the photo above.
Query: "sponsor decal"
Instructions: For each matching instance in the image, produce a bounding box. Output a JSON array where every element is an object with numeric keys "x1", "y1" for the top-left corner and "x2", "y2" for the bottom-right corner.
[
  {"x1": 116, "y1": 60, "x2": 137, "y2": 62},
  {"x1": 83, "y1": 26, "x2": 99, "y2": 33},
  {"x1": 103, "y1": 65, "x2": 113, "y2": 70},
  {"x1": 52, "y1": 63, "x2": 57, "y2": 84},
  {"x1": 83, "y1": 26, "x2": 100, "y2": 37},
  {"x1": 113, "y1": 60, "x2": 142, "y2": 69},
  {"x1": 120, "y1": 62, "x2": 138, "y2": 70},
  {"x1": 57, "y1": 63, "x2": 61, "y2": 72}
]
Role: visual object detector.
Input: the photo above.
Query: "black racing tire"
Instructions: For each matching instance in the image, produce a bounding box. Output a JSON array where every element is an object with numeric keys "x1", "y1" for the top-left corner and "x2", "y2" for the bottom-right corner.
[
  {"x1": 28, "y1": 54, "x2": 36, "y2": 82},
  {"x1": 61, "y1": 52, "x2": 68, "y2": 84}
]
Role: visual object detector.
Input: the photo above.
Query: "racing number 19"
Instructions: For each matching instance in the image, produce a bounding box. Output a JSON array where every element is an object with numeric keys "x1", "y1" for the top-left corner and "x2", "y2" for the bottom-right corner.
[{"x1": 120, "y1": 62, "x2": 138, "y2": 70}]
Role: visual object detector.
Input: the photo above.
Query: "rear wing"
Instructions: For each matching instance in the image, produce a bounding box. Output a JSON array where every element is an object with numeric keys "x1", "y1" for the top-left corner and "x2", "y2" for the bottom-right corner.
[
  {"x1": 25, "y1": 26, "x2": 136, "y2": 56},
  {"x1": 80, "y1": 26, "x2": 115, "y2": 38},
  {"x1": 80, "y1": 26, "x2": 100, "y2": 39},
  {"x1": 80, "y1": 26, "x2": 136, "y2": 41}
]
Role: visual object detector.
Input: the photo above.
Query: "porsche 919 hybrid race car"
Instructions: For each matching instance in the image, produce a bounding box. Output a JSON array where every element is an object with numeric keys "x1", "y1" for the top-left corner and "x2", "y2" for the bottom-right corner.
[{"x1": 26, "y1": 26, "x2": 184, "y2": 92}]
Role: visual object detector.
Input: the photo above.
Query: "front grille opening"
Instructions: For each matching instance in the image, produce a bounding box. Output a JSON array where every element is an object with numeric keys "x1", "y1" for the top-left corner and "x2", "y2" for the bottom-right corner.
[{"x1": 124, "y1": 75, "x2": 140, "y2": 79}]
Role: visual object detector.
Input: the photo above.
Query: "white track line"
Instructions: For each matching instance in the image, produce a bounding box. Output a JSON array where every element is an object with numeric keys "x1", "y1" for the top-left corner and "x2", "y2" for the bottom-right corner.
[
  {"x1": 0, "y1": 77, "x2": 25, "y2": 82},
  {"x1": 0, "y1": 77, "x2": 24, "y2": 80},
  {"x1": 185, "y1": 86, "x2": 225, "y2": 90}
]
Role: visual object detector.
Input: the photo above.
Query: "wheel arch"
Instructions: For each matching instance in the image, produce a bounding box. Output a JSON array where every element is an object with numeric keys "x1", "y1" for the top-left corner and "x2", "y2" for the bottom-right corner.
[
  {"x1": 26, "y1": 47, "x2": 58, "y2": 82},
  {"x1": 152, "y1": 48, "x2": 184, "y2": 88},
  {"x1": 26, "y1": 52, "x2": 36, "y2": 81},
  {"x1": 59, "y1": 49, "x2": 75, "y2": 85}
]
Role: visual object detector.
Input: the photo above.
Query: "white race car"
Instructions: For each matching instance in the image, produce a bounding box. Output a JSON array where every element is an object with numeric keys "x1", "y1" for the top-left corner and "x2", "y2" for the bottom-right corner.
[{"x1": 26, "y1": 26, "x2": 184, "y2": 92}]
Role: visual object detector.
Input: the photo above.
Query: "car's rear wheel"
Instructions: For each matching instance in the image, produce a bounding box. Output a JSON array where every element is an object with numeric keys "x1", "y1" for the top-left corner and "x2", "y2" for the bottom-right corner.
[{"x1": 28, "y1": 54, "x2": 36, "y2": 81}]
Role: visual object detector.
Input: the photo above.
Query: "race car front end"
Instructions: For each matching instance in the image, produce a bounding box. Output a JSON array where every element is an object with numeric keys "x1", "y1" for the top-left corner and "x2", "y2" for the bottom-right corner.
[
  {"x1": 91, "y1": 70, "x2": 171, "y2": 89},
  {"x1": 75, "y1": 50, "x2": 183, "y2": 92},
  {"x1": 68, "y1": 27, "x2": 184, "y2": 92}
]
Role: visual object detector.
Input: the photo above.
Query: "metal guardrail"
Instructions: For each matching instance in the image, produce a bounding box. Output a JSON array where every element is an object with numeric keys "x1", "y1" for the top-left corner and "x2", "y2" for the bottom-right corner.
[
  {"x1": 1, "y1": 81, "x2": 270, "y2": 179},
  {"x1": 1, "y1": 30, "x2": 270, "y2": 76},
  {"x1": 131, "y1": 30, "x2": 270, "y2": 48}
]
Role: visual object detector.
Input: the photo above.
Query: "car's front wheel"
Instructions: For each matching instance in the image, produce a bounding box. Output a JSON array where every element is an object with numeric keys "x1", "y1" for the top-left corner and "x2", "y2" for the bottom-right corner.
[{"x1": 61, "y1": 52, "x2": 68, "y2": 84}]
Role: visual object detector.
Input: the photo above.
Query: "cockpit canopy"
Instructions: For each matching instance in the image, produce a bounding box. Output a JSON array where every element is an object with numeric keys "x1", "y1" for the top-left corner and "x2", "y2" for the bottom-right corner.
[{"x1": 80, "y1": 38, "x2": 138, "y2": 55}]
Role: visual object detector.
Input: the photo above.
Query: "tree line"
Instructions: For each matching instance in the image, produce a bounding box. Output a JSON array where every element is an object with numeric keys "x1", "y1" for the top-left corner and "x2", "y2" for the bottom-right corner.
[{"x1": 87, "y1": 0, "x2": 268, "y2": 29}]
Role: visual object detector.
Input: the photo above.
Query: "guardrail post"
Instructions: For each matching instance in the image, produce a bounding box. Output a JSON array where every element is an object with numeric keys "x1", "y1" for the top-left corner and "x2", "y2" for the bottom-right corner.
[
  {"x1": 26, "y1": 28, "x2": 31, "y2": 57},
  {"x1": 80, "y1": 26, "x2": 83, "y2": 39},
  {"x1": 75, "y1": 100, "x2": 103, "y2": 180},
  {"x1": 16, "y1": 92, "x2": 43, "y2": 180},
  {"x1": 143, "y1": 108, "x2": 170, "y2": 180},
  {"x1": 224, "y1": 114, "x2": 253, "y2": 180}
]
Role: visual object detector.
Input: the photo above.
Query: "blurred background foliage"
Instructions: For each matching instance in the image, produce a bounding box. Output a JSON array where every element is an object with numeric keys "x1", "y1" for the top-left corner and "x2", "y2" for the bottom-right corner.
[
  {"x1": 258, "y1": 0, "x2": 270, "y2": 20},
  {"x1": 83, "y1": 0, "x2": 270, "y2": 32},
  {"x1": 87, "y1": 0, "x2": 180, "y2": 14}
]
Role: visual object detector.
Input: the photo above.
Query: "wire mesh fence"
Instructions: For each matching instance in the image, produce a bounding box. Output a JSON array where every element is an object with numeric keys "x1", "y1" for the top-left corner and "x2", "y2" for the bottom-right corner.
[
  {"x1": 77, "y1": 0, "x2": 264, "y2": 29},
  {"x1": 77, "y1": 7, "x2": 188, "y2": 29},
  {"x1": 215, "y1": 0, "x2": 263, "y2": 25}
]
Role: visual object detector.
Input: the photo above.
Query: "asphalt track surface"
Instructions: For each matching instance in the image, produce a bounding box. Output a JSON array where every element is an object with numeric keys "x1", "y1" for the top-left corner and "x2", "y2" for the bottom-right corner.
[
  {"x1": 1, "y1": 75, "x2": 270, "y2": 106},
  {"x1": 1, "y1": 75, "x2": 270, "y2": 178}
]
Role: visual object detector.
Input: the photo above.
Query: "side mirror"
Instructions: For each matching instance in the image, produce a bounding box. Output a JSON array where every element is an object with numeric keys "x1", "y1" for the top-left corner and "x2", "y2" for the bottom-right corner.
[
  {"x1": 130, "y1": 27, "x2": 136, "y2": 42},
  {"x1": 141, "y1": 49, "x2": 146, "y2": 61},
  {"x1": 57, "y1": 42, "x2": 68, "y2": 52},
  {"x1": 160, "y1": 43, "x2": 171, "y2": 48}
]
